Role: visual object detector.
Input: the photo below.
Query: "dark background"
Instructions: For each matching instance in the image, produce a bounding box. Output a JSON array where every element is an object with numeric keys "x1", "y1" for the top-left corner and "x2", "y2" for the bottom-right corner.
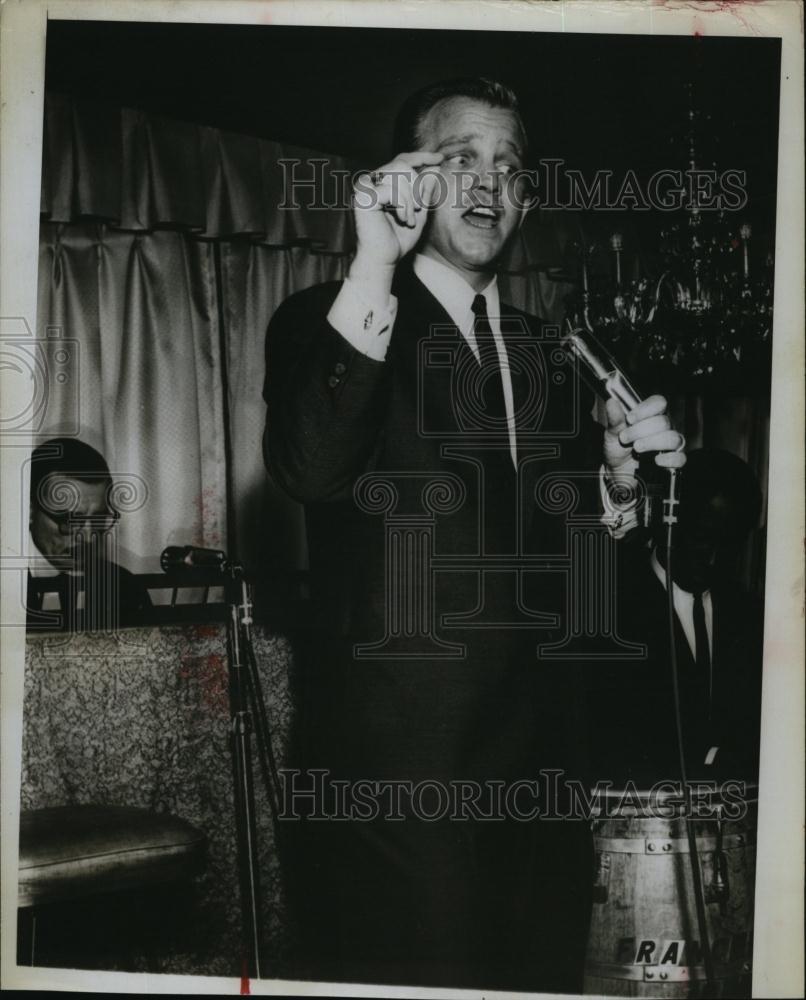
[{"x1": 45, "y1": 20, "x2": 781, "y2": 230}]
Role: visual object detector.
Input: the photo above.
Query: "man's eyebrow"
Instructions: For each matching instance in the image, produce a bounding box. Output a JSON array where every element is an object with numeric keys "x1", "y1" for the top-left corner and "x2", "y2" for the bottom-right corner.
[
  {"x1": 435, "y1": 133, "x2": 477, "y2": 149},
  {"x1": 435, "y1": 133, "x2": 524, "y2": 158}
]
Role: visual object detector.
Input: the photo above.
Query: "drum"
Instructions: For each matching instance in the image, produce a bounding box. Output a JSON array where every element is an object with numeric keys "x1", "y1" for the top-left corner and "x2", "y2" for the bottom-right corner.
[{"x1": 583, "y1": 784, "x2": 757, "y2": 998}]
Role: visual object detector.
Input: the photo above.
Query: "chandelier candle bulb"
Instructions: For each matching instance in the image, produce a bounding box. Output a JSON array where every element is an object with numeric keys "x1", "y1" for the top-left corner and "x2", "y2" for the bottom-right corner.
[
  {"x1": 740, "y1": 223, "x2": 752, "y2": 280},
  {"x1": 610, "y1": 233, "x2": 624, "y2": 286}
]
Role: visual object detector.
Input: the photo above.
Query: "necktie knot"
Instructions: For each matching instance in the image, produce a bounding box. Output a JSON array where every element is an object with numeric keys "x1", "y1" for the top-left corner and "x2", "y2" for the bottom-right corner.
[{"x1": 471, "y1": 294, "x2": 494, "y2": 351}]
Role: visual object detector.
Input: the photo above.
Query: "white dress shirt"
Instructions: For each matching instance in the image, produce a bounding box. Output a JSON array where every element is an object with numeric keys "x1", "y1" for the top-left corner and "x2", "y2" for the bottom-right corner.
[
  {"x1": 28, "y1": 532, "x2": 60, "y2": 578},
  {"x1": 650, "y1": 547, "x2": 714, "y2": 666},
  {"x1": 28, "y1": 532, "x2": 73, "y2": 612},
  {"x1": 326, "y1": 253, "x2": 635, "y2": 528}
]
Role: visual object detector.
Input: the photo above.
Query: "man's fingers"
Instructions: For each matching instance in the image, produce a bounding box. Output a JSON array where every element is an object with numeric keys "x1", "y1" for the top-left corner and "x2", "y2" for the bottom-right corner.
[
  {"x1": 654, "y1": 450, "x2": 687, "y2": 470},
  {"x1": 624, "y1": 394, "x2": 667, "y2": 425},
  {"x1": 605, "y1": 397, "x2": 628, "y2": 431},
  {"x1": 413, "y1": 170, "x2": 441, "y2": 211},
  {"x1": 394, "y1": 175, "x2": 415, "y2": 227},
  {"x1": 619, "y1": 414, "x2": 671, "y2": 447},
  {"x1": 361, "y1": 168, "x2": 417, "y2": 226},
  {"x1": 356, "y1": 153, "x2": 445, "y2": 224},
  {"x1": 632, "y1": 430, "x2": 685, "y2": 455}
]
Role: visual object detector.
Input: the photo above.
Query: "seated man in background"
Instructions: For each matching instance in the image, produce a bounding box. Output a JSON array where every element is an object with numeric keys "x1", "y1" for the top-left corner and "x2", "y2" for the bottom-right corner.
[
  {"x1": 27, "y1": 437, "x2": 151, "y2": 631},
  {"x1": 582, "y1": 448, "x2": 765, "y2": 786}
]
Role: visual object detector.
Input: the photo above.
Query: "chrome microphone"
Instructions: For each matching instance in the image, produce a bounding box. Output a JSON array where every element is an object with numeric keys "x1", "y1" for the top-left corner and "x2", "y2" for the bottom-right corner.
[
  {"x1": 562, "y1": 325, "x2": 643, "y2": 411},
  {"x1": 563, "y1": 324, "x2": 680, "y2": 531}
]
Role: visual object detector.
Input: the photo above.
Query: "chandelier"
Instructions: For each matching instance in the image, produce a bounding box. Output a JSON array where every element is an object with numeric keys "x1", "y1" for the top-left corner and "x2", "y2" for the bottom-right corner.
[{"x1": 564, "y1": 92, "x2": 774, "y2": 392}]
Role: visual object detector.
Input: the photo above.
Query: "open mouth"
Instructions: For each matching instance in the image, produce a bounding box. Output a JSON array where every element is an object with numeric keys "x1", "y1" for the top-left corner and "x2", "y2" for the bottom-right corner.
[{"x1": 462, "y1": 205, "x2": 500, "y2": 229}]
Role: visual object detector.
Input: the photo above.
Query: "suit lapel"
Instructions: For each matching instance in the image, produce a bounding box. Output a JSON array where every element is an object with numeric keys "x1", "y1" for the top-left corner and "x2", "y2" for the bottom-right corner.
[
  {"x1": 391, "y1": 260, "x2": 476, "y2": 440},
  {"x1": 391, "y1": 258, "x2": 456, "y2": 343}
]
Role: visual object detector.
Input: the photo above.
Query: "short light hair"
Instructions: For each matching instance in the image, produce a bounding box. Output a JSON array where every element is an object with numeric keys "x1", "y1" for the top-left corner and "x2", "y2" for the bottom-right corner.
[{"x1": 393, "y1": 77, "x2": 527, "y2": 156}]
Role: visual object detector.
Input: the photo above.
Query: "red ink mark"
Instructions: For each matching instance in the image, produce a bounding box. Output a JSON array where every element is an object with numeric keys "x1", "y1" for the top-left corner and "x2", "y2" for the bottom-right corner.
[
  {"x1": 192, "y1": 486, "x2": 223, "y2": 550},
  {"x1": 191, "y1": 623, "x2": 220, "y2": 640},
  {"x1": 240, "y1": 974, "x2": 251, "y2": 995},
  {"x1": 651, "y1": 1, "x2": 766, "y2": 37},
  {"x1": 179, "y1": 652, "x2": 229, "y2": 714}
]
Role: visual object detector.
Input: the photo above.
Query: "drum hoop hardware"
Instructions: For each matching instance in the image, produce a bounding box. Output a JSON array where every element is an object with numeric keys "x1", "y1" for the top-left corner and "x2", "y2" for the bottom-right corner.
[
  {"x1": 594, "y1": 832, "x2": 753, "y2": 855},
  {"x1": 585, "y1": 959, "x2": 750, "y2": 983}
]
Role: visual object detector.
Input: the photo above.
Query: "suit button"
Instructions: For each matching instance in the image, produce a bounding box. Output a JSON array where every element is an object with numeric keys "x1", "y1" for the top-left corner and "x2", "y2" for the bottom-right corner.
[
  {"x1": 327, "y1": 375, "x2": 340, "y2": 388},
  {"x1": 334, "y1": 362, "x2": 347, "y2": 375}
]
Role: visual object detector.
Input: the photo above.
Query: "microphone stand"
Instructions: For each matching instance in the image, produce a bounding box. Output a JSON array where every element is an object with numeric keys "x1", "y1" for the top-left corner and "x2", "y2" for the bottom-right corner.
[{"x1": 217, "y1": 560, "x2": 283, "y2": 978}]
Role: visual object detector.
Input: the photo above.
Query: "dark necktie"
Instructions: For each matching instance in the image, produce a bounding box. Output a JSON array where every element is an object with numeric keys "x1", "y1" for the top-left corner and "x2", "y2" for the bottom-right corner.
[
  {"x1": 471, "y1": 293, "x2": 507, "y2": 425},
  {"x1": 469, "y1": 294, "x2": 517, "y2": 563},
  {"x1": 692, "y1": 590, "x2": 712, "y2": 715}
]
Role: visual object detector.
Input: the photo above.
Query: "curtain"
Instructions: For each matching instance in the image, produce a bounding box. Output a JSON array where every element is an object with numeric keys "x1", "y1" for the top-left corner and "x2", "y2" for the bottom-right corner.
[
  {"x1": 35, "y1": 95, "x2": 358, "y2": 573},
  {"x1": 36, "y1": 224, "x2": 227, "y2": 572},
  {"x1": 41, "y1": 93, "x2": 356, "y2": 251}
]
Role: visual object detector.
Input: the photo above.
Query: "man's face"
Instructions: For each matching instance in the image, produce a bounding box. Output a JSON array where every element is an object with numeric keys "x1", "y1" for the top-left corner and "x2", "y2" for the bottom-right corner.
[
  {"x1": 419, "y1": 97, "x2": 529, "y2": 280},
  {"x1": 655, "y1": 489, "x2": 739, "y2": 592},
  {"x1": 30, "y1": 475, "x2": 112, "y2": 571}
]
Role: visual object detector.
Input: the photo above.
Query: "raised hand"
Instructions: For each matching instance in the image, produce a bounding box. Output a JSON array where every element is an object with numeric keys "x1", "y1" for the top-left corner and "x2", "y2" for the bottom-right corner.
[{"x1": 348, "y1": 151, "x2": 444, "y2": 301}]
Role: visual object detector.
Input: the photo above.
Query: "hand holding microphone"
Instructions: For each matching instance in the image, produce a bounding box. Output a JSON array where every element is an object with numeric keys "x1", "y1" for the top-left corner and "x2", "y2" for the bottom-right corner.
[
  {"x1": 562, "y1": 327, "x2": 686, "y2": 481},
  {"x1": 604, "y1": 394, "x2": 686, "y2": 481}
]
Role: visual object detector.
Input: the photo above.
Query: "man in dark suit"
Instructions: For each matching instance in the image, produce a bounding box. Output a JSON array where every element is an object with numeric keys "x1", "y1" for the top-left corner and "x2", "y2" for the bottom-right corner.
[
  {"x1": 264, "y1": 78, "x2": 685, "y2": 991},
  {"x1": 27, "y1": 437, "x2": 151, "y2": 631},
  {"x1": 581, "y1": 448, "x2": 765, "y2": 787}
]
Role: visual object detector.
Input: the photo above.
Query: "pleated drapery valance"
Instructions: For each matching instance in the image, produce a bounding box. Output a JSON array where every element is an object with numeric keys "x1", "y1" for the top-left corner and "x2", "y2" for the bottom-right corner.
[
  {"x1": 39, "y1": 92, "x2": 573, "y2": 275},
  {"x1": 40, "y1": 92, "x2": 358, "y2": 252}
]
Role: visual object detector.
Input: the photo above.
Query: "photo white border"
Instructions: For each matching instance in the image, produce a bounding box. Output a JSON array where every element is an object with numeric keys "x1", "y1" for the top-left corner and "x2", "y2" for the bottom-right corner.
[{"x1": 1, "y1": 1, "x2": 803, "y2": 996}]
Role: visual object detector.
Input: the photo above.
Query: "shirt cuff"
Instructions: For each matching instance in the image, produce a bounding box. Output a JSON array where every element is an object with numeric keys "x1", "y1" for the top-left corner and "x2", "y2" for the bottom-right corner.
[
  {"x1": 327, "y1": 277, "x2": 397, "y2": 362},
  {"x1": 599, "y1": 464, "x2": 639, "y2": 539}
]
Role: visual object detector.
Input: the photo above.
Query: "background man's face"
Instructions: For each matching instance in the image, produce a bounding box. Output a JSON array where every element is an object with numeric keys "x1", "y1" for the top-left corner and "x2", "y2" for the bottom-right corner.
[
  {"x1": 30, "y1": 475, "x2": 111, "y2": 571},
  {"x1": 655, "y1": 488, "x2": 745, "y2": 592},
  {"x1": 419, "y1": 97, "x2": 529, "y2": 277}
]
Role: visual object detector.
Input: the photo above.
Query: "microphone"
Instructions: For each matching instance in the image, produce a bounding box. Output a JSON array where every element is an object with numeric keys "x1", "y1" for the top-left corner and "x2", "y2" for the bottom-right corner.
[
  {"x1": 160, "y1": 545, "x2": 227, "y2": 572},
  {"x1": 562, "y1": 325, "x2": 643, "y2": 411},
  {"x1": 563, "y1": 324, "x2": 681, "y2": 533}
]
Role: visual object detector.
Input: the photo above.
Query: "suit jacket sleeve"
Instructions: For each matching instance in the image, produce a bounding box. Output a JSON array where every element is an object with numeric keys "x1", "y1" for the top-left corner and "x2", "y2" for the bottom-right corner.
[{"x1": 263, "y1": 281, "x2": 393, "y2": 503}]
